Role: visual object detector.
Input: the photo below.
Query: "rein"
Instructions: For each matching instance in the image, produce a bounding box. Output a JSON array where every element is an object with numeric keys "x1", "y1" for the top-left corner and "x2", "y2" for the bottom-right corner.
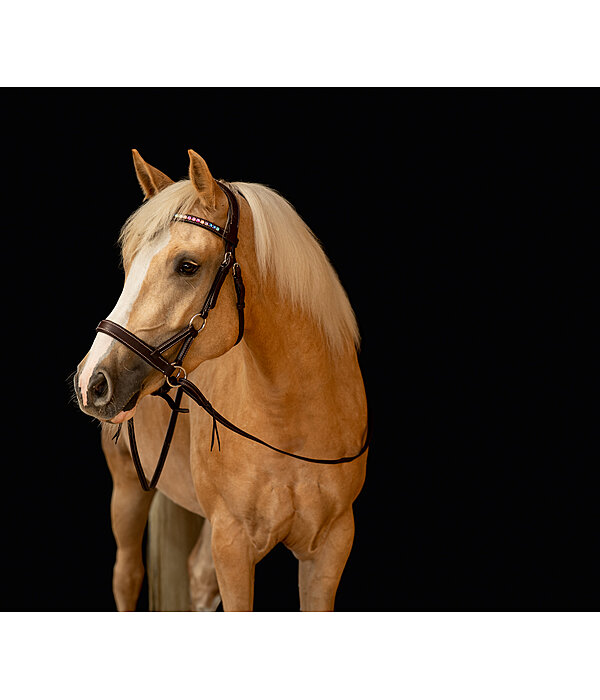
[{"x1": 97, "y1": 181, "x2": 370, "y2": 491}]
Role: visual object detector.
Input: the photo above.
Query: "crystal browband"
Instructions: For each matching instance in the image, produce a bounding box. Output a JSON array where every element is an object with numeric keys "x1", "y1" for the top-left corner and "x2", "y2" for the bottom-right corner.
[{"x1": 173, "y1": 212, "x2": 223, "y2": 235}]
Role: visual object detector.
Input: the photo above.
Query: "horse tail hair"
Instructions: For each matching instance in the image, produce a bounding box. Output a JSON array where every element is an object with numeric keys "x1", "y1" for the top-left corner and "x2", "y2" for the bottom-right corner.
[{"x1": 146, "y1": 491, "x2": 205, "y2": 611}]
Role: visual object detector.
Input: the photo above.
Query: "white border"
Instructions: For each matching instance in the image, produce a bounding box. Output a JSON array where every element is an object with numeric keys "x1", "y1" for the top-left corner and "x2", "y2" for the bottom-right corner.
[
  {"x1": 1, "y1": 2, "x2": 599, "y2": 87},
  {"x1": 1, "y1": 612, "x2": 599, "y2": 699}
]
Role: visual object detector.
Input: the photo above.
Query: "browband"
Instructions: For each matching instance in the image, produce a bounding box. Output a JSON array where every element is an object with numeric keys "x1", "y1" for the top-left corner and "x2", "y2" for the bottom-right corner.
[
  {"x1": 172, "y1": 181, "x2": 240, "y2": 247},
  {"x1": 172, "y1": 213, "x2": 225, "y2": 235}
]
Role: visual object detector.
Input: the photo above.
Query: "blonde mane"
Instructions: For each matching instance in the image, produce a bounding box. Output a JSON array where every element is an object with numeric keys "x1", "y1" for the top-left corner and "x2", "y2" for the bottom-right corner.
[{"x1": 119, "y1": 179, "x2": 360, "y2": 355}]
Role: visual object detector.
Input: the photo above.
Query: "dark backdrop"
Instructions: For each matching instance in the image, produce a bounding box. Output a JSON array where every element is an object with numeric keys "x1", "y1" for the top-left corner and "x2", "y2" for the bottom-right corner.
[{"x1": 3, "y1": 88, "x2": 595, "y2": 611}]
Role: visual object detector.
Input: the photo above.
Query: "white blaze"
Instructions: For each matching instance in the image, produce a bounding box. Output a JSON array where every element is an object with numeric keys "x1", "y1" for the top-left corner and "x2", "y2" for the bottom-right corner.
[{"x1": 79, "y1": 231, "x2": 171, "y2": 404}]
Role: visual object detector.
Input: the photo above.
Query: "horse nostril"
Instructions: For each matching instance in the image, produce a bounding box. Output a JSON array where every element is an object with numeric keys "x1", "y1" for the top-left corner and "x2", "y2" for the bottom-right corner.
[{"x1": 89, "y1": 370, "x2": 111, "y2": 405}]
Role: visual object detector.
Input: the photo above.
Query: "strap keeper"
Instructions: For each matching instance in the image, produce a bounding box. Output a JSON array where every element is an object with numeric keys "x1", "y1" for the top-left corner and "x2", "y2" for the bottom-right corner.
[{"x1": 233, "y1": 262, "x2": 246, "y2": 310}]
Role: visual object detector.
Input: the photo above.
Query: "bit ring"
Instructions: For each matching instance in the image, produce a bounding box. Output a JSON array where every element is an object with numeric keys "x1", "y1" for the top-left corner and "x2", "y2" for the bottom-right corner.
[
  {"x1": 166, "y1": 364, "x2": 187, "y2": 388},
  {"x1": 188, "y1": 314, "x2": 207, "y2": 332}
]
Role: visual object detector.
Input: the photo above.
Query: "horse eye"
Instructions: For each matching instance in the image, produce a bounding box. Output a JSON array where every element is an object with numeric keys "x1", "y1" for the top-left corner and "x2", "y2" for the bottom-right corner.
[{"x1": 177, "y1": 260, "x2": 200, "y2": 276}]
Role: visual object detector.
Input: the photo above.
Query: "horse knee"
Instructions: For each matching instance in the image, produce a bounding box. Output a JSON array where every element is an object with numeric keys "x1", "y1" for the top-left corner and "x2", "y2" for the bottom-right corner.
[{"x1": 113, "y1": 550, "x2": 145, "y2": 611}]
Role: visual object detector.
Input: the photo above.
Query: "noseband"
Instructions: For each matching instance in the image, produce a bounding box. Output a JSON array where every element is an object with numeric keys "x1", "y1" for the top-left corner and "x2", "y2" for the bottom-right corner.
[{"x1": 96, "y1": 181, "x2": 370, "y2": 491}]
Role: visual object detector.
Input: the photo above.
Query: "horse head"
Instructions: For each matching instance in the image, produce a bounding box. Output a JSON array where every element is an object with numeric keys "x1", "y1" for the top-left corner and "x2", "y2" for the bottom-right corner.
[{"x1": 74, "y1": 150, "x2": 245, "y2": 423}]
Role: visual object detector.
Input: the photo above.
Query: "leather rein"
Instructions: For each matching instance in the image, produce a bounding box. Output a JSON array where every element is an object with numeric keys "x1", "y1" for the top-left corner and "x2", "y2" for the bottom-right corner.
[{"x1": 96, "y1": 181, "x2": 370, "y2": 491}]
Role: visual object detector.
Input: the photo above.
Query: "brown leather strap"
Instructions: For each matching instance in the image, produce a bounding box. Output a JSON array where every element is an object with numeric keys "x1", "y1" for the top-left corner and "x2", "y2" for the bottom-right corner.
[
  {"x1": 172, "y1": 180, "x2": 244, "y2": 340},
  {"x1": 127, "y1": 386, "x2": 185, "y2": 491},
  {"x1": 96, "y1": 319, "x2": 177, "y2": 376},
  {"x1": 177, "y1": 376, "x2": 371, "y2": 465},
  {"x1": 232, "y1": 262, "x2": 245, "y2": 344},
  {"x1": 125, "y1": 373, "x2": 371, "y2": 491},
  {"x1": 199, "y1": 250, "x2": 235, "y2": 319},
  {"x1": 216, "y1": 180, "x2": 240, "y2": 247}
]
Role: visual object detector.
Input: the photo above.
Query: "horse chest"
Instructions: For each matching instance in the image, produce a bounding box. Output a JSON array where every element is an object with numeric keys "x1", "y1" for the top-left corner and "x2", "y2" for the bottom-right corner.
[{"x1": 190, "y1": 443, "x2": 349, "y2": 556}]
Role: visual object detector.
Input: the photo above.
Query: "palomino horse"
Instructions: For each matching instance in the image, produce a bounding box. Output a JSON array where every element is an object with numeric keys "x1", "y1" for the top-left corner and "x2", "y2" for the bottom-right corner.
[{"x1": 74, "y1": 149, "x2": 369, "y2": 611}]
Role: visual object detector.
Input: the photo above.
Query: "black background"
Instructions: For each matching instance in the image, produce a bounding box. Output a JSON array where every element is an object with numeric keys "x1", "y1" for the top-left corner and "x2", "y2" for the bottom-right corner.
[{"x1": 3, "y1": 88, "x2": 596, "y2": 611}]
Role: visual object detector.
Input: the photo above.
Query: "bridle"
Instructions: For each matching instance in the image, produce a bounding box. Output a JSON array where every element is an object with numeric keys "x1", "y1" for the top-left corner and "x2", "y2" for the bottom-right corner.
[
  {"x1": 96, "y1": 181, "x2": 370, "y2": 491},
  {"x1": 98, "y1": 181, "x2": 245, "y2": 380}
]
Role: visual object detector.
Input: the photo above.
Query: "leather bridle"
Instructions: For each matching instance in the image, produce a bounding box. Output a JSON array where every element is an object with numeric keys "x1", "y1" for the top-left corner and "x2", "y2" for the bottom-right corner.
[
  {"x1": 98, "y1": 180, "x2": 245, "y2": 378},
  {"x1": 96, "y1": 181, "x2": 370, "y2": 491}
]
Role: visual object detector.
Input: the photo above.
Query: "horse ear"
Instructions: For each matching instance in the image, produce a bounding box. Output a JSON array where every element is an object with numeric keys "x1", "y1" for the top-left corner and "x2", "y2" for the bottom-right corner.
[
  {"x1": 132, "y1": 149, "x2": 174, "y2": 200},
  {"x1": 188, "y1": 150, "x2": 219, "y2": 209}
]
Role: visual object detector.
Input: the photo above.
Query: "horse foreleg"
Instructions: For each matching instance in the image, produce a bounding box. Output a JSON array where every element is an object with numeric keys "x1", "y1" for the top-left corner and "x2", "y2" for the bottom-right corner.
[
  {"x1": 102, "y1": 428, "x2": 154, "y2": 612},
  {"x1": 188, "y1": 519, "x2": 221, "y2": 611},
  {"x1": 210, "y1": 515, "x2": 256, "y2": 611},
  {"x1": 297, "y1": 508, "x2": 355, "y2": 611}
]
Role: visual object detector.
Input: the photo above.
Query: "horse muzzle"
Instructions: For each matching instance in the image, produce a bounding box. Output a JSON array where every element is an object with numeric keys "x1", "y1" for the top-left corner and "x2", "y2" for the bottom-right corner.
[{"x1": 74, "y1": 355, "x2": 147, "y2": 422}]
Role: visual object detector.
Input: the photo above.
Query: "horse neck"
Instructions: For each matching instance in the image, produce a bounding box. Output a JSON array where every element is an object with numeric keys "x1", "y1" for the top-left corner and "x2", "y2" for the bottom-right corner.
[{"x1": 239, "y1": 281, "x2": 357, "y2": 409}]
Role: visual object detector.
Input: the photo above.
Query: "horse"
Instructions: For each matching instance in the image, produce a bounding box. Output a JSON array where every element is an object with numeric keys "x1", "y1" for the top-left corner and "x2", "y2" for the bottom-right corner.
[{"x1": 74, "y1": 149, "x2": 369, "y2": 611}]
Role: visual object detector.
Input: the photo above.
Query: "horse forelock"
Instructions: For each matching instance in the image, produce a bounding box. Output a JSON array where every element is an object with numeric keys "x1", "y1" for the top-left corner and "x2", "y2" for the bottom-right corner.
[{"x1": 119, "y1": 180, "x2": 200, "y2": 266}]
